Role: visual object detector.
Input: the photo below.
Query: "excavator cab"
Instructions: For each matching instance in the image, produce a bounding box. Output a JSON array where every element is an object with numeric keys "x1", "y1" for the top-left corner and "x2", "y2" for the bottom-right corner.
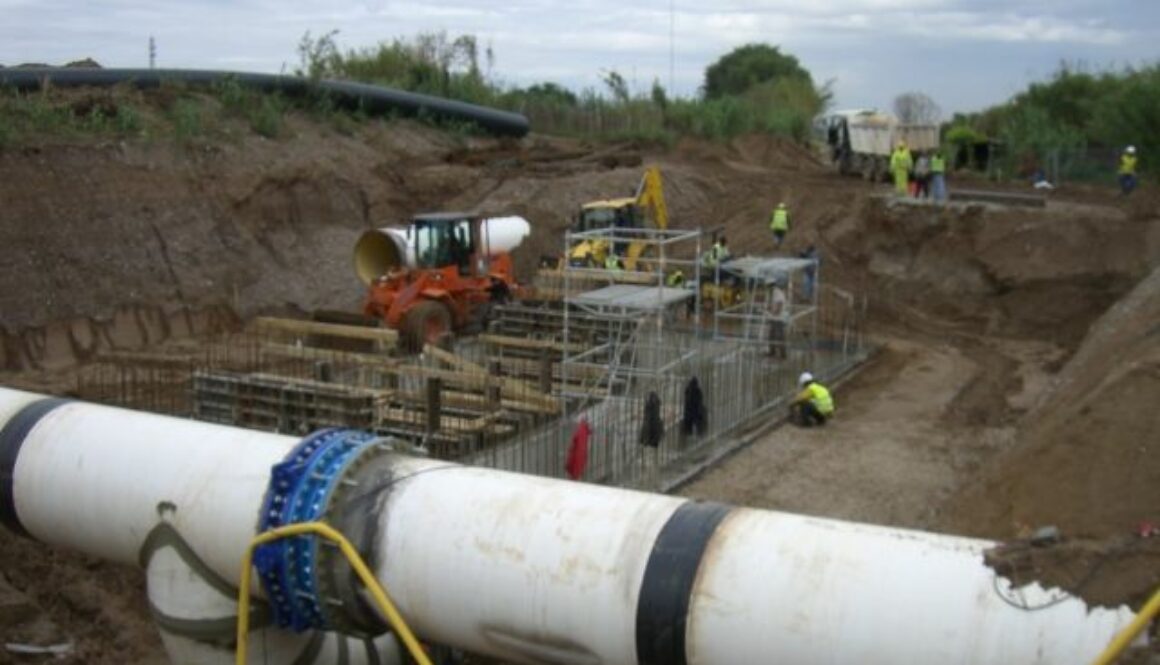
[
  {"x1": 564, "y1": 166, "x2": 667, "y2": 270},
  {"x1": 569, "y1": 199, "x2": 638, "y2": 266}
]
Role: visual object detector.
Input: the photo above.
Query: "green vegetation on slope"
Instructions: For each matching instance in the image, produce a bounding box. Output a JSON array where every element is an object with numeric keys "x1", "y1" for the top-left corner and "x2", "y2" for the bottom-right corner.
[{"x1": 297, "y1": 31, "x2": 830, "y2": 143}]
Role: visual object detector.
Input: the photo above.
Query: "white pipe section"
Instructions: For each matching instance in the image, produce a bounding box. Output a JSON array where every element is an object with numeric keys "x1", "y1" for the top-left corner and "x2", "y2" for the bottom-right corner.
[
  {"x1": 685, "y1": 509, "x2": 1126, "y2": 664},
  {"x1": 375, "y1": 456, "x2": 687, "y2": 665},
  {"x1": 481, "y1": 215, "x2": 532, "y2": 254},
  {"x1": 0, "y1": 388, "x2": 402, "y2": 665},
  {"x1": 11, "y1": 392, "x2": 293, "y2": 575},
  {"x1": 0, "y1": 388, "x2": 1142, "y2": 665},
  {"x1": 374, "y1": 455, "x2": 1136, "y2": 665}
]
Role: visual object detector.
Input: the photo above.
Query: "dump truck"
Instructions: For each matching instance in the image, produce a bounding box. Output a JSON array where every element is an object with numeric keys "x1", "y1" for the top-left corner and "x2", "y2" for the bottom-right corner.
[
  {"x1": 353, "y1": 212, "x2": 530, "y2": 351},
  {"x1": 817, "y1": 109, "x2": 939, "y2": 181}
]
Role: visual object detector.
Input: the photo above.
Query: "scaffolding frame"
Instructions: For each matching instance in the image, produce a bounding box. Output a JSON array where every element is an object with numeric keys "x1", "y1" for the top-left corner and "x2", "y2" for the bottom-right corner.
[
  {"x1": 712, "y1": 256, "x2": 821, "y2": 358},
  {"x1": 560, "y1": 226, "x2": 704, "y2": 405}
]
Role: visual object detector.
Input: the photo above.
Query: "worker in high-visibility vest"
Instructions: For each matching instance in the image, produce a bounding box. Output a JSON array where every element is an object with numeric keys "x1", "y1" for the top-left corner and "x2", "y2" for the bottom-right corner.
[
  {"x1": 770, "y1": 202, "x2": 790, "y2": 249},
  {"x1": 930, "y1": 149, "x2": 948, "y2": 202},
  {"x1": 604, "y1": 253, "x2": 623, "y2": 271},
  {"x1": 701, "y1": 236, "x2": 731, "y2": 269},
  {"x1": 1119, "y1": 145, "x2": 1138, "y2": 196},
  {"x1": 666, "y1": 269, "x2": 686, "y2": 287},
  {"x1": 791, "y1": 371, "x2": 834, "y2": 427},
  {"x1": 890, "y1": 142, "x2": 913, "y2": 195}
]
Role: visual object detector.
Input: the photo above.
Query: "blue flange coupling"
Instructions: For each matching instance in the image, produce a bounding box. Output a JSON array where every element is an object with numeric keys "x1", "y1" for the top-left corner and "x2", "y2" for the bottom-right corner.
[{"x1": 254, "y1": 428, "x2": 380, "y2": 632}]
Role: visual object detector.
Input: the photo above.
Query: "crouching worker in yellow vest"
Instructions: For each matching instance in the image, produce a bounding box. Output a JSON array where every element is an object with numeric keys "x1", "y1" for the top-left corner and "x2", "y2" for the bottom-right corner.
[{"x1": 791, "y1": 371, "x2": 834, "y2": 427}]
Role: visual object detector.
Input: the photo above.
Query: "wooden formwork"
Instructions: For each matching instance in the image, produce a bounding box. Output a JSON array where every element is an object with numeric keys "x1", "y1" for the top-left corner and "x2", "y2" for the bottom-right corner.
[{"x1": 186, "y1": 317, "x2": 565, "y2": 457}]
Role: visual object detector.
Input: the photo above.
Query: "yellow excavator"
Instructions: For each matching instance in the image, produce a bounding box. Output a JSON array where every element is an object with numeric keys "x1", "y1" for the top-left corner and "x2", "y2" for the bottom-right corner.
[{"x1": 565, "y1": 166, "x2": 668, "y2": 270}]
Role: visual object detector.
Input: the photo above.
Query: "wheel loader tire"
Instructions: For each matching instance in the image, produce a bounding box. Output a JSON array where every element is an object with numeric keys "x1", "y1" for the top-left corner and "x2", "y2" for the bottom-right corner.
[{"x1": 402, "y1": 301, "x2": 452, "y2": 354}]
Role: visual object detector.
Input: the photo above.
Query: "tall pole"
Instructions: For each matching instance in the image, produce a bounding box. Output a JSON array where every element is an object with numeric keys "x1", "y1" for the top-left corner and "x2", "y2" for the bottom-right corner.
[
  {"x1": 669, "y1": 0, "x2": 675, "y2": 94},
  {"x1": 149, "y1": 36, "x2": 156, "y2": 69}
]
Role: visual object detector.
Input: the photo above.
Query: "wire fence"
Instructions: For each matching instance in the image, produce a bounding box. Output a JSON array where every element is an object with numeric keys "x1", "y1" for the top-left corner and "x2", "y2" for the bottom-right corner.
[{"x1": 985, "y1": 145, "x2": 1134, "y2": 187}]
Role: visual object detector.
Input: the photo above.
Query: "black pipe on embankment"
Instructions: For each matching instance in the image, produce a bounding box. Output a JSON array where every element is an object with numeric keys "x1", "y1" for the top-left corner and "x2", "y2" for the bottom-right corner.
[{"x1": 0, "y1": 68, "x2": 530, "y2": 137}]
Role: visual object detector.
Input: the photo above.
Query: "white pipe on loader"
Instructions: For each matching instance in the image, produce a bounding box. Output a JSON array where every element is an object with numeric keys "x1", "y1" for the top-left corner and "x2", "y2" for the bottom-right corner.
[
  {"x1": 0, "y1": 387, "x2": 1144, "y2": 664},
  {"x1": 354, "y1": 215, "x2": 531, "y2": 284}
]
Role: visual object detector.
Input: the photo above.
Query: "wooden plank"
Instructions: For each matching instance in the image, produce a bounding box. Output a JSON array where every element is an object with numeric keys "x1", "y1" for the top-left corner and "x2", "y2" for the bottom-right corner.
[
  {"x1": 494, "y1": 356, "x2": 610, "y2": 379},
  {"x1": 257, "y1": 342, "x2": 559, "y2": 413},
  {"x1": 376, "y1": 406, "x2": 514, "y2": 434},
  {"x1": 423, "y1": 343, "x2": 558, "y2": 410},
  {"x1": 423, "y1": 344, "x2": 487, "y2": 375},
  {"x1": 260, "y1": 342, "x2": 392, "y2": 368},
  {"x1": 251, "y1": 317, "x2": 399, "y2": 344},
  {"x1": 479, "y1": 334, "x2": 587, "y2": 353},
  {"x1": 396, "y1": 389, "x2": 557, "y2": 415}
]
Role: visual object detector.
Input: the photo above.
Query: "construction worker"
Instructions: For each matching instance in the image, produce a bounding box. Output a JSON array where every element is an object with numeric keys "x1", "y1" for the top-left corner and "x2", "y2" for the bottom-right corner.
[
  {"x1": 1120, "y1": 145, "x2": 1138, "y2": 196},
  {"x1": 890, "y1": 141, "x2": 913, "y2": 195},
  {"x1": 770, "y1": 202, "x2": 790, "y2": 249},
  {"x1": 930, "y1": 149, "x2": 947, "y2": 202},
  {"x1": 799, "y1": 244, "x2": 818, "y2": 300},
  {"x1": 666, "y1": 268, "x2": 686, "y2": 287},
  {"x1": 790, "y1": 371, "x2": 834, "y2": 427},
  {"x1": 604, "y1": 253, "x2": 623, "y2": 271},
  {"x1": 701, "y1": 236, "x2": 731, "y2": 269},
  {"x1": 913, "y1": 151, "x2": 931, "y2": 199},
  {"x1": 767, "y1": 277, "x2": 789, "y2": 359}
]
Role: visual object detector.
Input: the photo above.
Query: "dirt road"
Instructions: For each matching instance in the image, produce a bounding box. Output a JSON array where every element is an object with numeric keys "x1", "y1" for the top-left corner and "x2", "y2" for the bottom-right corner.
[{"x1": 679, "y1": 338, "x2": 989, "y2": 529}]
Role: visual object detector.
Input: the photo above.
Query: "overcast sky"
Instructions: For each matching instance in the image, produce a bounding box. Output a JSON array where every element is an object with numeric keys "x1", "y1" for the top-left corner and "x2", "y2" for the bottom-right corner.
[{"x1": 1, "y1": 0, "x2": 1157, "y2": 116}]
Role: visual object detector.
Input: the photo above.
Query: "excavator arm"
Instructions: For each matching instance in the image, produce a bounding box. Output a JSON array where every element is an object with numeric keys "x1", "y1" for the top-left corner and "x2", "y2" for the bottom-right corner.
[
  {"x1": 624, "y1": 166, "x2": 668, "y2": 269},
  {"x1": 635, "y1": 166, "x2": 669, "y2": 231}
]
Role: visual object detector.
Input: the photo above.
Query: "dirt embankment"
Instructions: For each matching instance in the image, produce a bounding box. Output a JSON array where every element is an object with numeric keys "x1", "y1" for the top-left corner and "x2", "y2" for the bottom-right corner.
[
  {"x1": 822, "y1": 196, "x2": 1160, "y2": 347},
  {"x1": 0, "y1": 122, "x2": 472, "y2": 370},
  {"x1": 0, "y1": 127, "x2": 831, "y2": 373}
]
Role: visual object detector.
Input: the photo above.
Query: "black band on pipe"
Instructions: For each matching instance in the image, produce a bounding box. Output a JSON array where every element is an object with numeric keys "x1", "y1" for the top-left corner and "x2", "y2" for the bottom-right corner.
[
  {"x1": 635, "y1": 500, "x2": 732, "y2": 665},
  {"x1": 0, "y1": 398, "x2": 71, "y2": 537}
]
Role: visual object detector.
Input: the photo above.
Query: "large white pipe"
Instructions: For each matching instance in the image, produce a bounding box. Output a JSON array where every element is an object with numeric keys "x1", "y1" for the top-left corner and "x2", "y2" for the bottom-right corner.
[
  {"x1": 0, "y1": 388, "x2": 401, "y2": 665},
  {"x1": 372, "y1": 456, "x2": 1137, "y2": 665},
  {"x1": 0, "y1": 388, "x2": 1143, "y2": 664}
]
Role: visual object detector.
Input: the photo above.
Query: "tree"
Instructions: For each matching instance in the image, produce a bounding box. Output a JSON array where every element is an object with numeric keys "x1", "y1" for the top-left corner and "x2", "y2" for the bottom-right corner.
[
  {"x1": 703, "y1": 44, "x2": 813, "y2": 100},
  {"x1": 893, "y1": 92, "x2": 942, "y2": 124},
  {"x1": 518, "y1": 82, "x2": 578, "y2": 106},
  {"x1": 650, "y1": 79, "x2": 668, "y2": 110},
  {"x1": 601, "y1": 69, "x2": 630, "y2": 103}
]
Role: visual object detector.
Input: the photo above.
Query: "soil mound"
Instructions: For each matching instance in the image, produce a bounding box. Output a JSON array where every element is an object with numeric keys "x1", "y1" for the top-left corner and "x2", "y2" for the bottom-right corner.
[
  {"x1": 940, "y1": 264, "x2": 1160, "y2": 540},
  {"x1": 823, "y1": 196, "x2": 1160, "y2": 346}
]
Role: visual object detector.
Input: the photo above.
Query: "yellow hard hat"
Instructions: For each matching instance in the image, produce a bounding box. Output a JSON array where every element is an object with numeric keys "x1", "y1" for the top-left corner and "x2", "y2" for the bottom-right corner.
[
  {"x1": 778, "y1": 202, "x2": 786, "y2": 208},
  {"x1": 898, "y1": 140, "x2": 907, "y2": 149}
]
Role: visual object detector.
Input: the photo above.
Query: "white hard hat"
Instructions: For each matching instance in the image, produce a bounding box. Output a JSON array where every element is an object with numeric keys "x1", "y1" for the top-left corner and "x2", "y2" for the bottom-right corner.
[
  {"x1": 798, "y1": 371, "x2": 814, "y2": 386},
  {"x1": 1127, "y1": 145, "x2": 1137, "y2": 154}
]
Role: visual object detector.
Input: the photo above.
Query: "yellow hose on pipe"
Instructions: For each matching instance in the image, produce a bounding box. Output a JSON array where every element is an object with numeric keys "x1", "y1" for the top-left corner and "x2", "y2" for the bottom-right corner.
[
  {"x1": 1092, "y1": 584, "x2": 1160, "y2": 665},
  {"x1": 235, "y1": 521, "x2": 433, "y2": 665}
]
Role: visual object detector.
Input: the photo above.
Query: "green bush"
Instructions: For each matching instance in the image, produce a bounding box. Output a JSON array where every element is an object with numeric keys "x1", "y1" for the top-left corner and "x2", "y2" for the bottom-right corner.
[
  {"x1": 169, "y1": 98, "x2": 203, "y2": 142},
  {"x1": 953, "y1": 63, "x2": 1160, "y2": 178}
]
